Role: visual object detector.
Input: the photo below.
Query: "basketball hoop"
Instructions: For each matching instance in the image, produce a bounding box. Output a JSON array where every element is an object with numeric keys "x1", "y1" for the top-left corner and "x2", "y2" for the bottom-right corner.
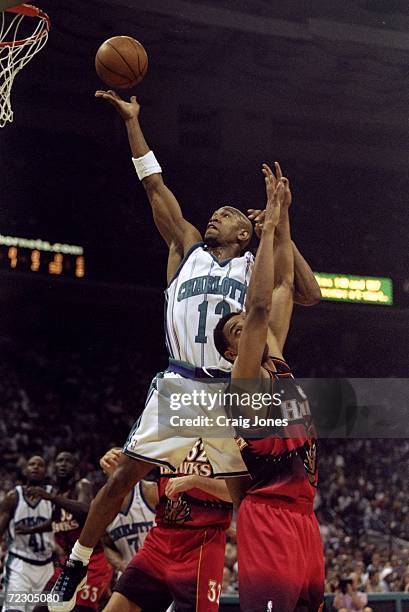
[{"x1": 0, "y1": 3, "x2": 50, "y2": 127}]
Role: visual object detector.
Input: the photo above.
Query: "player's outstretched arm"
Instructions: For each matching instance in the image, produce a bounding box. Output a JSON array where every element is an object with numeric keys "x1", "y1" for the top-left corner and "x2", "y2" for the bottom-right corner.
[
  {"x1": 27, "y1": 484, "x2": 91, "y2": 517},
  {"x1": 15, "y1": 519, "x2": 52, "y2": 535},
  {"x1": 265, "y1": 167, "x2": 294, "y2": 352},
  {"x1": 232, "y1": 177, "x2": 283, "y2": 380},
  {"x1": 248, "y1": 162, "x2": 321, "y2": 306},
  {"x1": 95, "y1": 90, "x2": 202, "y2": 253}
]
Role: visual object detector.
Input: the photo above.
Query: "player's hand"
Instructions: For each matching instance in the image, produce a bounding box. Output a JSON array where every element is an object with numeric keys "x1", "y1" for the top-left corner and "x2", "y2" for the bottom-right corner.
[
  {"x1": 273, "y1": 162, "x2": 292, "y2": 210},
  {"x1": 26, "y1": 486, "x2": 54, "y2": 501},
  {"x1": 100, "y1": 448, "x2": 122, "y2": 476},
  {"x1": 95, "y1": 90, "x2": 140, "y2": 122},
  {"x1": 165, "y1": 476, "x2": 198, "y2": 500},
  {"x1": 247, "y1": 209, "x2": 265, "y2": 240},
  {"x1": 263, "y1": 172, "x2": 284, "y2": 231},
  {"x1": 248, "y1": 162, "x2": 292, "y2": 238},
  {"x1": 15, "y1": 524, "x2": 34, "y2": 535}
]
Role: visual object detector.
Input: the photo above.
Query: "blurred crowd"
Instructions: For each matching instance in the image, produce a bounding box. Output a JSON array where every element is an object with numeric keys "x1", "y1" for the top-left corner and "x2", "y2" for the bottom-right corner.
[{"x1": 0, "y1": 335, "x2": 408, "y2": 597}]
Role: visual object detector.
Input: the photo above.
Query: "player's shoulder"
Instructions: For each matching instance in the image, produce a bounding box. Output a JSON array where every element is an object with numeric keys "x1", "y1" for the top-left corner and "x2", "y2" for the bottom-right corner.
[
  {"x1": 167, "y1": 241, "x2": 204, "y2": 287},
  {"x1": 1, "y1": 488, "x2": 18, "y2": 510}
]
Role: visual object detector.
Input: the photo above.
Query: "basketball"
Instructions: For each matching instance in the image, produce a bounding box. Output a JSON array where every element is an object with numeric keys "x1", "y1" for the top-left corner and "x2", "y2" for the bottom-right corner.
[{"x1": 95, "y1": 36, "x2": 148, "y2": 89}]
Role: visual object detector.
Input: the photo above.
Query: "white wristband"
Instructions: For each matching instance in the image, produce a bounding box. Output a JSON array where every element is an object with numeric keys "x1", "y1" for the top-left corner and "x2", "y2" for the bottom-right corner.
[{"x1": 132, "y1": 151, "x2": 162, "y2": 180}]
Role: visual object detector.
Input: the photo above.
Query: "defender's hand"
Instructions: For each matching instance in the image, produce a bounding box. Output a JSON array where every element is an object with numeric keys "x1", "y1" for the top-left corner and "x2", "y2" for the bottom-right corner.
[
  {"x1": 263, "y1": 179, "x2": 284, "y2": 231},
  {"x1": 274, "y1": 161, "x2": 292, "y2": 209},
  {"x1": 100, "y1": 448, "x2": 122, "y2": 476},
  {"x1": 26, "y1": 486, "x2": 54, "y2": 501},
  {"x1": 247, "y1": 208, "x2": 265, "y2": 240},
  {"x1": 95, "y1": 90, "x2": 140, "y2": 122}
]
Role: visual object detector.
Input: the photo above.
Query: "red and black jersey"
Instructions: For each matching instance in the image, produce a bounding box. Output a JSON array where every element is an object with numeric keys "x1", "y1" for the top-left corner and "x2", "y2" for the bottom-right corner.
[
  {"x1": 51, "y1": 483, "x2": 102, "y2": 554},
  {"x1": 156, "y1": 439, "x2": 232, "y2": 530},
  {"x1": 237, "y1": 357, "x2": 318, "y2": 505}
]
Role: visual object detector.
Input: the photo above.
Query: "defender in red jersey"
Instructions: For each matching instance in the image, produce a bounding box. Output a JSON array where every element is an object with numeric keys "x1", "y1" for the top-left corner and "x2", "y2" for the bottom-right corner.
[
  {"x1": 27, "y1": 452, "x2": 113, "y2": 612},
  {"x1": 214, "y1": 166, "x2": 324, "y2": 611},
  {"x1": 102, "y1": 439, "x2": 232, "y2": 612}
]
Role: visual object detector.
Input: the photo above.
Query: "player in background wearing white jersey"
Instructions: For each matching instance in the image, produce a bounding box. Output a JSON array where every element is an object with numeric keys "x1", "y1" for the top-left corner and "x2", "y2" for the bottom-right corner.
[
  {"x1": 0, "y1": 456, "x2": 54, "y2": 612},
  {"x1": 102, "y1": 449, "x2": 157, "y2": 573},
  {"x1": 49, "y1": 92, "x2": 320, "y2": 611}
]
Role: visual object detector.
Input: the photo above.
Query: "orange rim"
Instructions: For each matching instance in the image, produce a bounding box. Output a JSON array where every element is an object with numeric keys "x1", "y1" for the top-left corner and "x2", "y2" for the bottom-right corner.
[{"x1": 0, "y1": 4, "x2": 50, "y2": 48}]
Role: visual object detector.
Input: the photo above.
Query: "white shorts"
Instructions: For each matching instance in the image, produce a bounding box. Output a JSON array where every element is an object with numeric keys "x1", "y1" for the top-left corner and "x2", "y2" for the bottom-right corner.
[
  {"x1": 123, "y1": 370, "x2": 248, "y2": 477},
  {"x1": 2, "y1": 553, "x2": 54, "y2": 612}
]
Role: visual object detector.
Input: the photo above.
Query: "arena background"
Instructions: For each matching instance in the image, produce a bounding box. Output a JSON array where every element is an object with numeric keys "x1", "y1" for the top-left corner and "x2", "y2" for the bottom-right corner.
[{"x1": 0, "y1": 0, "x2": 409, "y2": 610}]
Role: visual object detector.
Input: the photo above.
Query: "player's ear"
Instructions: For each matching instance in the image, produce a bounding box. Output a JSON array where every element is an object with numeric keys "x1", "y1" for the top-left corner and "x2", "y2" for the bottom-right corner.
[
  {"x1": 237, "y1": 228, "x2": 250, "y2": 246},
  {"x1": 224, "y1": 348, "x2": 237, "y2": 362}
]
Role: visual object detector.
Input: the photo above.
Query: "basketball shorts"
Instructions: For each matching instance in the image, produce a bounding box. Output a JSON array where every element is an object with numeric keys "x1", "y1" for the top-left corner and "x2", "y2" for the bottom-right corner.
[
  {"x1": 114, "y1": 525, "x2": 226, "y2": 611},
  {"x1": 123, "y1": 371, "x2": 248, "y2": 477},
  {"x1": 45, "y1": 550, "x2": 113, "y2": 611},
  {"x1": 237, "y1": 497, "x2": 324, "y2": 612},
  {"x1": 2, "y1": 554, "x2": 54, "y2": 612}
]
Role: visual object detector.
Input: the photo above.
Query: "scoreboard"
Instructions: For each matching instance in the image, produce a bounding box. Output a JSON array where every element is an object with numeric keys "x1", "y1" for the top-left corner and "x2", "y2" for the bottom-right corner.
[
  {"x1": 314, "y1": 272, "x2": 393, "y2": 306},
  {"x1": 0, "y1": 234, "x2": 84, "y2": 279},
  {"x1": 0, "y1": 234, "x2": 396, "y2": 307}
]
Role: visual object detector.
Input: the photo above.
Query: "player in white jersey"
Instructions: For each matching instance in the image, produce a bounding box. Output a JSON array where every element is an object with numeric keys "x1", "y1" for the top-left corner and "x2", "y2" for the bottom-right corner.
[
  {"x1": 0, "y1": 456, "x2": 54, "y2": 612},
  {"x1": 103, "y1": 449, "x2": 157, "y2": 572},
  {"x1": 50, "y1": 92, "x2": 321, "y2": 611}
]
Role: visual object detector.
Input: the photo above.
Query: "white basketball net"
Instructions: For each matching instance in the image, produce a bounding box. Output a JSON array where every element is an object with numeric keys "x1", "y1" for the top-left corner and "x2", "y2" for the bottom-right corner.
[{"x1": 0, "y1": 5, "x2": 49, "y2": 127}]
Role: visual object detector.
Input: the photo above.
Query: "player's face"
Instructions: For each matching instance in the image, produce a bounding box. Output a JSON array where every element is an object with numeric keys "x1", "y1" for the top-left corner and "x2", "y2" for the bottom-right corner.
[
  {"x1": 25, "y1": 456, "x2": 46, "y2": 483},
  {"x1": 222, "y1": 313, "x2": 245, "y2": 359},
  {"x1": 204, "y1": 207, "x2": 247, "y2": 247},
  {"x1": 223, "y1": 313, "x2": 269, "y2": 363},
  {"x1": 55, "y1": 452, "x2": 77, "y2": 478}
]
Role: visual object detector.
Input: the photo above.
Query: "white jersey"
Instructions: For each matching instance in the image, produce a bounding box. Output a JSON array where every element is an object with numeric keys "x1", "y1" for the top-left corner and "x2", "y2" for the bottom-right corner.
[
  {"x1": 106, "y1": 482, "x2": 156, "y2": 566},
  {"x1": 8, "y1": 485, "x2": 54, "y2": 563},
  {"x1": 165, "y1": 243, "x2": 254, "y2": 369}
]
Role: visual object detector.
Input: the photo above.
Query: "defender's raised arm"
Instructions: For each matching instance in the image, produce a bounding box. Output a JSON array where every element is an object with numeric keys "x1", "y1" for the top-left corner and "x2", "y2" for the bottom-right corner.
[
  {"x1": 229, "y1": 175, "x2": 284, "y2": 380},
  {"x1": 248, "y1": 162, "x2": 321, "y2": 306}
]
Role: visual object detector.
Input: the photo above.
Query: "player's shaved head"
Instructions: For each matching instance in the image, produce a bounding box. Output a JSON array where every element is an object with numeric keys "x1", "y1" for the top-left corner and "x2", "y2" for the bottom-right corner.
[{"x1": 25, "y1": 455, "x2": 46, "y2": 483}]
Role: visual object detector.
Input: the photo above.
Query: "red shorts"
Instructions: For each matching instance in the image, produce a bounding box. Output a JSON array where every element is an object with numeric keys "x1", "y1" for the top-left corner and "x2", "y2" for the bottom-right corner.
[
  {"x1": 237, "y1": 497, "x2": 324, "y2": 612},
  {"x1": 115, "y1": 525, "x2": 226, "y2": 611},
  {"x1": 49, "y1": 550, "x2": 113, "y2": 610}
]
